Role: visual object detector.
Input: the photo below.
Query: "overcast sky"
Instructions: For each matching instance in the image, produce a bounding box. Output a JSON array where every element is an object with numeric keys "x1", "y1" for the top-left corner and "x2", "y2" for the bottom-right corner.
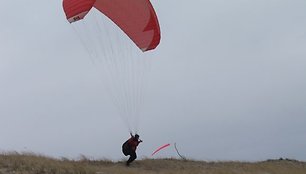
[{"x1": 0, "y1": 0, "x2": 306, "y2": 161}]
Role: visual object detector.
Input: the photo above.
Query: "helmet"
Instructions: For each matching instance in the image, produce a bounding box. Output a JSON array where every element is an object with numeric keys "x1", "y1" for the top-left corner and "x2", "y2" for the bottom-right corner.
[{"x1": 135, "y1": 134, "x2": 139, "y2": 139}]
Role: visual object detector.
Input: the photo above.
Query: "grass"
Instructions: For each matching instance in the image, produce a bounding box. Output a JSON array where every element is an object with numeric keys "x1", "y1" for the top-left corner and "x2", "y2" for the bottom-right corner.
[{"x1": 0, "y1": 152, "x2": 305, "y2": 174}]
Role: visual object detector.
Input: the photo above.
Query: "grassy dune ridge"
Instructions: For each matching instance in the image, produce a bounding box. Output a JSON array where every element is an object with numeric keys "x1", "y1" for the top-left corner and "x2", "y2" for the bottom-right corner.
[{"x1": 0, "y1": 152, "x2": 305, "y2": 174}]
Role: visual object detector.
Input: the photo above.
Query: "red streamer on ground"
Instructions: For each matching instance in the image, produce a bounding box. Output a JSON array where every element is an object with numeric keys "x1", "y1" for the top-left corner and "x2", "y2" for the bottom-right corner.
[{"x1": 151, "y1": 143, "x2": 171, "y2": 156}]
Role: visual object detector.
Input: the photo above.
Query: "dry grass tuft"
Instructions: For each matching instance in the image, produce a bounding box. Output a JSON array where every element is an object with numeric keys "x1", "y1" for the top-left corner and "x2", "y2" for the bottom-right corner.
[{"x1": 0, "y1": 152, "x2": 305, "y2": 174}]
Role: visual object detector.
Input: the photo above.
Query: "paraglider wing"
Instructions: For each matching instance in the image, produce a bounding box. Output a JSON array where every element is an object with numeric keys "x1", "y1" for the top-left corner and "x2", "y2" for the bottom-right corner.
[
  {"x1": 63, "y1": 0, "x2": 96, "y2": 23},
  {"x1": 62, "y1": 0, "x2": 161, "y2": 132},
  {"x1": 152, "y1": 143, "x2": 170, "y2": 156},
  {"x1": 93, "y1": 0, "x2": 161, "y2": 52},
  {"x1": 63, "y1": 0, "x2": 161, "y2": 51}
]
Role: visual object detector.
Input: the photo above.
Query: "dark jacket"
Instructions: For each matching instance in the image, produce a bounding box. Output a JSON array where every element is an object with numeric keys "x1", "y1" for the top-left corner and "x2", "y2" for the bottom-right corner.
[
  {"x1": 127, "y1": 137, "x2": 140, "y2": 151},
  {"x1": 122, "y1": 135, "x2": 141, "y2": 156}
]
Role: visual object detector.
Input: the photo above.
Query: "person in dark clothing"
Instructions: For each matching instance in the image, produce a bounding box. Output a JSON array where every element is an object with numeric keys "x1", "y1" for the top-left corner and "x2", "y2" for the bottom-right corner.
[{"x1": 122, "y1": 133, "x2": 142, "y2": 166}]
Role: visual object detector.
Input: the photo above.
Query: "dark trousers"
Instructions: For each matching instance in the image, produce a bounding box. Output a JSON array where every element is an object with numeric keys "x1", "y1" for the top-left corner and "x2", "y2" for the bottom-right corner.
[{"x1": 127, "y1": 151, "x2": 137, "y2": 164}]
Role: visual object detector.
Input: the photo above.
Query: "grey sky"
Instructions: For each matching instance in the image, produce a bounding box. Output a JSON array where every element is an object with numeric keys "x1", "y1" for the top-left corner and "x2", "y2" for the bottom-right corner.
[{"x1": 0, "y1": 0, "x2": 306, "y2": 161}]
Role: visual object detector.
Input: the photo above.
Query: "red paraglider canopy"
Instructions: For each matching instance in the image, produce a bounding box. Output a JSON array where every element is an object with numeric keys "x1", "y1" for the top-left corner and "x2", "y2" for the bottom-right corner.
[{"x1": 62, "y1": 0, "x2": 161, "y2": 52}]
